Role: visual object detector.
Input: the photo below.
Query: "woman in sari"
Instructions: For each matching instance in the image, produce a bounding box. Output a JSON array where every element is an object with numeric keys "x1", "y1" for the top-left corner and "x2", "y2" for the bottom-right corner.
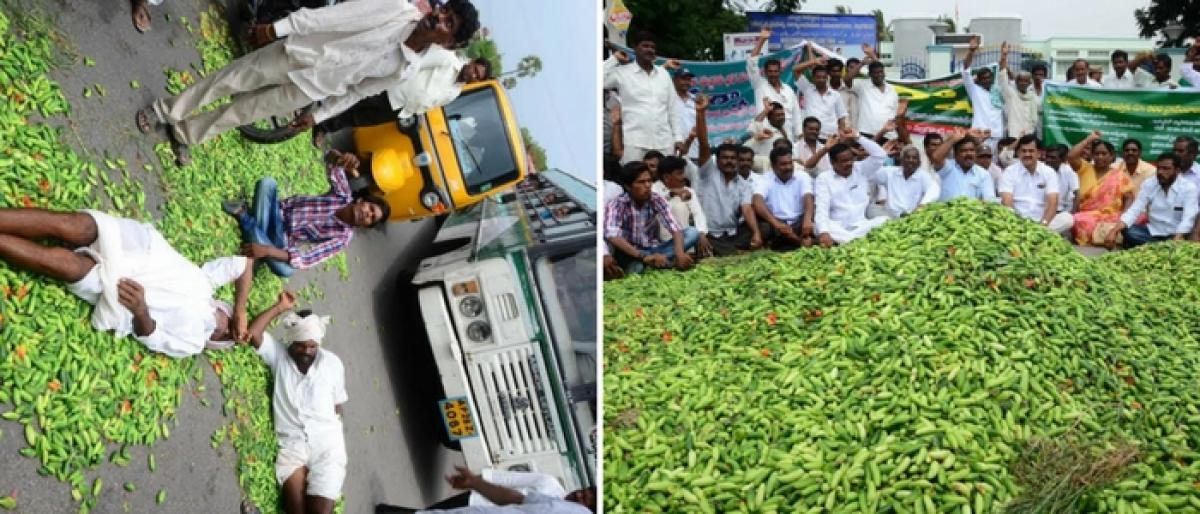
[{"x1": 1068, "y1": 131, "x2": 1135, "y2": 246}]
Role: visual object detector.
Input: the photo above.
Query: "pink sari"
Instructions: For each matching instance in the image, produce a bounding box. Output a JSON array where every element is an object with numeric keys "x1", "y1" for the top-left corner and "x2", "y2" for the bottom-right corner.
[{"x1": 1073, "y1": 165, "x2": 1132, "y2": 246}]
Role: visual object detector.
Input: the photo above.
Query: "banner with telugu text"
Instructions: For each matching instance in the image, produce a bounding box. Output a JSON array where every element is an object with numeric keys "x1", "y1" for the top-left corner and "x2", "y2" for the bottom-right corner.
[{"x1": 1042, "y1": 83, "x2": 1200, "y2": 159}]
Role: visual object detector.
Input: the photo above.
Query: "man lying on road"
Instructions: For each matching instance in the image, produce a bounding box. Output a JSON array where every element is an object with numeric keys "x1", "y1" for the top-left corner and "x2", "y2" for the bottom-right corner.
[
  {"x1": 0, "y1": 207, "x2": 258, "y2": 357},
  {"x1": 226, "y1": 149, "x2": 390, "y2": 277},
  {"x1": 243, "y1": 294, "x2": 347, "y2": 514}
]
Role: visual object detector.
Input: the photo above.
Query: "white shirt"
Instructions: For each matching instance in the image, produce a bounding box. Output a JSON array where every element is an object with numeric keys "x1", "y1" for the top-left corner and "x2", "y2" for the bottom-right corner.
[
  {"x1": 997, "y1": 69, "x2": 1038, "y2": 138},
  {"x1": 1133, "y1": 67, "x2": 1178, "y2": 89},
  {"x1": 1119, "y1": 178, "x2": 1199, "y2": 236},
  {"x1": 652, "y1": 181, "x2": 708, "y2": 238},
  {"x1": 356, "y1": 44, "x2": 465, "y2": 122},
  {"x1": 851, "y1": 79, "x2": 898, "y2": 135},
  {"x1": 873, "y1": 165, "x2": 940, "y2": 217},
  {"x1": 1180, "y1": 64, "x2": 1200, "y2": 89},
  {"x1": 746, "y1": 119, "x2": 792, "y2": 161},
  {"x1": 794, "y1": 75, "x2": 848, "y2": 137},
  {"x1": 999, "y1": 162, "x2": 1060, "y2": 221},
  {"x1": 272, "y1": 0, "x2": 423, "y2": 105},
  {"x1": 1057, "y1": 164, "x2": 1080, "y2": 213},
  {"x1": 814, "y1": 137, "x2": 888, "y2": 233},
  {"x1": 1105, "y1": 70, "x2": 1138, "y2": 89},
  {"x1": 747, "y1": 57, "x2": 801, "y2": 130},
  {"x1": 795, "y1": 139, "x2": 832, "y2": 175},
  {"x1": 77, "y1": 211, "x2": 248, "y2": 358},
  {"x1": 604, "y1": 56, "x2": 679, "y2": 150},
  {"x1": 1179, "y1": 164, "x2": 1200, "y2": 203},
  {"x1": 258, "y1": 332, "x2": 348, "y2": 444},
  {"x1": 756, "y1": 171, "x2": 813, "y2": 225},
  {"x1": 961, "y1": 68, "x2": 1004, "y2": 137},
  {"x1": 675, "y1": 92, "x2": 698, "y2": 159},
  {"x1": 468, "y1": 471, "x2": 568, "y2": 507}
]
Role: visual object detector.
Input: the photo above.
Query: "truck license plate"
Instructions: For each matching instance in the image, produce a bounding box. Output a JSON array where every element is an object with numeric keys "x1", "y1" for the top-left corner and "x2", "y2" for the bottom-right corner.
[{"x1": 440, "y1": 397, "x2": 478, "y2": 440}]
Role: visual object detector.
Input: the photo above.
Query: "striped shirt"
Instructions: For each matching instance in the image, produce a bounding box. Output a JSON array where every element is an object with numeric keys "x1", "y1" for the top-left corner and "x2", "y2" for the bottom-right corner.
[
  {"x1": 604, "y1": 191, "x2": 682, "y2": 250},
  {"x1": 280, "y1": 164, "x2": 355, "y2": 269}
]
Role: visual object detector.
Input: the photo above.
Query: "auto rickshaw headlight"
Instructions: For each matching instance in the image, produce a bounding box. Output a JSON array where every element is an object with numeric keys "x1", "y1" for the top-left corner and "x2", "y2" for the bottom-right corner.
[{"x1": 422, "y1": 191, "x2": 441, "y2": 210}]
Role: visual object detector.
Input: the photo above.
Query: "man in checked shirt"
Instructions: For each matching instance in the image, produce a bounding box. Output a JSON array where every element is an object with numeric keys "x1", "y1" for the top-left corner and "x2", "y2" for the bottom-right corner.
[
  {"x1": 604, "y1": 161, "x2": 697, "y2": 276},
  {"x1": 227, "y1": 149, "x2": 389, "y2": 277}
]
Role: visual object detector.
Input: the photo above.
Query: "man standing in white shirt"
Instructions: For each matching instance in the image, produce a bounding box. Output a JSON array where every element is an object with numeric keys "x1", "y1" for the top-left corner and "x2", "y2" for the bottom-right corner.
[
  {"x1": 245, "y1": 297, "x2": 348, "y2": 514},
  {"x1": 137, "y1": 0, "x2": 478, "y2": 165},
  {"x1": 1105, "y1": 50, "x2": 1138, "y2": 89},
  {"x1": 1067, "y1": 59, "x2": 1103, "y2": 87},
  {"x1": 375, "y1": 467, "x2": 595, "y2": 513},
  {"x1": 1128, "y1": 52, "x2": 1180, "y2": 89},
  {"x1": 996, "y1": 42, "x2": 1038, "y2": 138},
  {"x1": 603, "y1": 32, "x2": 680, "y2": 164},
  {"x1": 1173, "y1": 136, "x2": 1200, "y2": 203},
  {"x1": 998, "y1": 135, "x2": 1074, "y2": 235},
  {"x1": 828, "y1": 59, "x2": 860, "y2": 133},
  {"x1": 872, "y1": 145, "x2": 940, "y2": 219},
  {"x1": 1111, "y1": 153, "x2": 1200, "y2": 248},
  {"x1": 811, "y1": 127, "x2": 891, "y2": 246},
  {"x1": 961, "y1": 36, "x2": 1004, "y2": 146},
  {"x1": 1181, "y1": 40, "x2": 1200, "y2": 88},
  {"x1": 747, "y1": 27, "x2": 801, "y2": 132},
  {"x1": 672, "y1": 68, "x2": 698, "y2": 160},
  {"x1": 792, "y1": 51, "x2": 849, "y2": 138},
  {"x1": 845, "y1": 45, "x2": 898, "y2": 137},
  {"x1": 753, "y1": 147, "x2": 815, "y2": 249}
]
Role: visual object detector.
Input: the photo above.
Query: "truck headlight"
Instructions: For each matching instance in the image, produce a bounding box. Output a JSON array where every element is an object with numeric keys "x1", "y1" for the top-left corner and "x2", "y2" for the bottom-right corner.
[
  {"x1": 466, "y1": 321, "x2": 491, "y2": 342},
  {"x1": 459, "y1": 296, "x2": 483, "y2": 317}
]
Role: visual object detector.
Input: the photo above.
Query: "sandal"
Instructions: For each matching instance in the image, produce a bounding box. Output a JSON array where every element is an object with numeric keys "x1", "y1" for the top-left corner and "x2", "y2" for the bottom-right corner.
[
  {"x1": 239, "y1": 499, "x2": 261, "y2": 514},
  {"x1": 135, "y1": 107, "x2": 157, "y2": 135},
  {"x1": 131, "y1": 0, "x2": 151, "y2": 33},
  {"x1": 311, "y1": 128, "x2": 326, "y2": 149}
]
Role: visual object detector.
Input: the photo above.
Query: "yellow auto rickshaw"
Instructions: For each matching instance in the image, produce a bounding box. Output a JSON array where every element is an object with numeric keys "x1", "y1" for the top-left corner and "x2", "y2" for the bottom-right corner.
[{"x1": 353, "y1": 79, "x2": 528, "y2": 222}]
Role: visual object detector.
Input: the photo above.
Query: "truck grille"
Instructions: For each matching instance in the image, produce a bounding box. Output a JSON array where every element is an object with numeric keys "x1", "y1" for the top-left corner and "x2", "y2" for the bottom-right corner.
[{"x1": 468, "y1": 346, "x2": 560, "y2": 459}]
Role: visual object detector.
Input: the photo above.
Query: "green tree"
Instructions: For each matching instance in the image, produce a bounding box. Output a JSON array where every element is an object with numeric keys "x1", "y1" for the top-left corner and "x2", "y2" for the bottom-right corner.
[
  {"x1": 764, "y1": 0, "x2": 803, "y2": 12},
  {"x1": 1135, "y1": 0, "x2": 1200, "y2": 46},
  {"x1": 872, "y1": 9, "x2": 892, "y2": 42},
  {"x1": 500, "y1": 55, "x2": 543, "y2": 90},
  {"x1": 521, "y1": 127, "x2": 548, "y2": 171},
  {"x1": 623, "y1": 0, "x2": 747, "y2": 60},
  {"x1": 834, "y1": 5, "x2": 851, "y2": 14},
  {"x1": 936, "y1": 14, "x2": 957, "y2": 34}
]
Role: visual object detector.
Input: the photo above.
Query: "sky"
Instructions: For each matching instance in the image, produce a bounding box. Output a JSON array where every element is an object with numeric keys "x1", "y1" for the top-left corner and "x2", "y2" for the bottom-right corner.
[
  {"x1": 474, "y1": 1, "x2": 598, "y2": 183},
  {"x1": 783, "y1": 0, "x2": 1150, "y2": 40}
]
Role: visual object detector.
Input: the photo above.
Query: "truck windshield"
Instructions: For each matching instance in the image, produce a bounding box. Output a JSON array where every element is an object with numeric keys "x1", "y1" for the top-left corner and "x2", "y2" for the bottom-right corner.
[{"x1": 445, "y1": 87, "x2": 520, "y2": 195}]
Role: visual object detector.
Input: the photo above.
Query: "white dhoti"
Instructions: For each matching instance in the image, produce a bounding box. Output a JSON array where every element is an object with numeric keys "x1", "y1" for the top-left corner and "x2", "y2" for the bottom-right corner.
[
  {"x1": 821, "y1": 216, "x2": 890, "y2": 244},
  {"x1": 1048, "y1": 212, "x2": 1075, "y2": 237},
  {"x1": 275, "y1": 433, "x2": 348, "y2": 500},
  {"x1": 66, "y1": 210, "x2": 244, "y2": 357}
]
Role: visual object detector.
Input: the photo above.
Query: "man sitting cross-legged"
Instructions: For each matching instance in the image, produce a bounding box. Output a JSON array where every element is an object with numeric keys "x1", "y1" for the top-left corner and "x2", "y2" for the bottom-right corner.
[{"x1": 0, "y1": 208, "x2": 260, "y2": 357}]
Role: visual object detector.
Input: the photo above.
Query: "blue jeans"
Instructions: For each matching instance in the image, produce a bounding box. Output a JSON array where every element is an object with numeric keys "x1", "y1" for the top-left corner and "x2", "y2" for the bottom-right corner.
[
  {"x1": 238, "y1": 178, "x2": 295, "y2": 277},
  {"x1": 1122, "y1": 224, "x2": 1170, "y2": 249},
  {"x1": 617, "y1": 227, "x2": 700, "y2": 274}
]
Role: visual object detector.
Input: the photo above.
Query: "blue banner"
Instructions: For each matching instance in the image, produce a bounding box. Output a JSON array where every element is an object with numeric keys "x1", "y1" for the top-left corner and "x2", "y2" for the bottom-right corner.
[{"x1": 746, "y1": 12, "x2": 877, "y2": 61}]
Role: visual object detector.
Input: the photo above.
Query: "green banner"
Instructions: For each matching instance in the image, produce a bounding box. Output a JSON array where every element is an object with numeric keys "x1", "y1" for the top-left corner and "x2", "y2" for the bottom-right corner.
[
  {"x1": 1042, "y1": 83, "x2": 1200, "y2": 158},
  {"x1": 888, "y1": 72, "x2": 975, "y2": 136}
]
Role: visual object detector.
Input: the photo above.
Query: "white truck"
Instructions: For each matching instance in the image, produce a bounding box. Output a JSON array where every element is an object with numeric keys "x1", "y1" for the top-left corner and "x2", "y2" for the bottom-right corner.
[{"x1": 412, "y1": 169, "x2": 596, "y2": 492}]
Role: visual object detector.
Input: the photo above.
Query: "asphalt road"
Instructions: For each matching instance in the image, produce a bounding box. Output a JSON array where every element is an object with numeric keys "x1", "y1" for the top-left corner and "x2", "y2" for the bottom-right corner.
[{"x1": 0, "y1": 0, "x2": 466, "y2": 512}]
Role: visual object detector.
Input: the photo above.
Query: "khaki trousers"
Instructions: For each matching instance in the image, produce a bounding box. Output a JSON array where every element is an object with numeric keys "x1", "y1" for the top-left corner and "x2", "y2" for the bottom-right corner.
[{"x1": 153, "y1": 41, "x2": 313, "y2": 145}]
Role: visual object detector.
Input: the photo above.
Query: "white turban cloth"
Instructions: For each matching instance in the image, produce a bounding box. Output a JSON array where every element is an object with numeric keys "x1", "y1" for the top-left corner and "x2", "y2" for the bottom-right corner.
[{"x1": 282, "y1": 312, "x2": 332, "y2": 345}]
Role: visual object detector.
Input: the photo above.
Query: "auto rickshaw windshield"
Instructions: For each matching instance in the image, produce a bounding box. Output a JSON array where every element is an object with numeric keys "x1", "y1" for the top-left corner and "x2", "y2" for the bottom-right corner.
[{"x1": 445, "y1": 88, "x2": 520, "y2": 195}]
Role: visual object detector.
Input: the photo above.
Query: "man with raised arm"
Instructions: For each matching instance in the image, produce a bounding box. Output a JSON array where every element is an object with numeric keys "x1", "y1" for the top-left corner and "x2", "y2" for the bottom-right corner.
[
  {"x1": 930, "y1": 128, "x2": 999, "y2": 203},
  {"x1": 792, "y1": 47, "x2": 849, "y2": 138},
  {"x1": 844, "y1": 44, "x2": 898, "y2": 138},
  {"x1": 811, "y1": 126, "x2": 893, "y2": 246},
  {"x1": 961, "y1": 36, "x2": 1005, "y2": 146},
  {"x1": 243, "y1": 293, "x2": 347, "y2": 514},
  {"x1": 747, "y1": 27, "x2": 801, "y2": 132}
]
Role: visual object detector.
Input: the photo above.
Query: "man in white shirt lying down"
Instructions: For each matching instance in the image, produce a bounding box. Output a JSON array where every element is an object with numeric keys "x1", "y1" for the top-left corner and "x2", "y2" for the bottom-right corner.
[{"x1": 0, "y1": 207, "x2": 264, "y2": 358}]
